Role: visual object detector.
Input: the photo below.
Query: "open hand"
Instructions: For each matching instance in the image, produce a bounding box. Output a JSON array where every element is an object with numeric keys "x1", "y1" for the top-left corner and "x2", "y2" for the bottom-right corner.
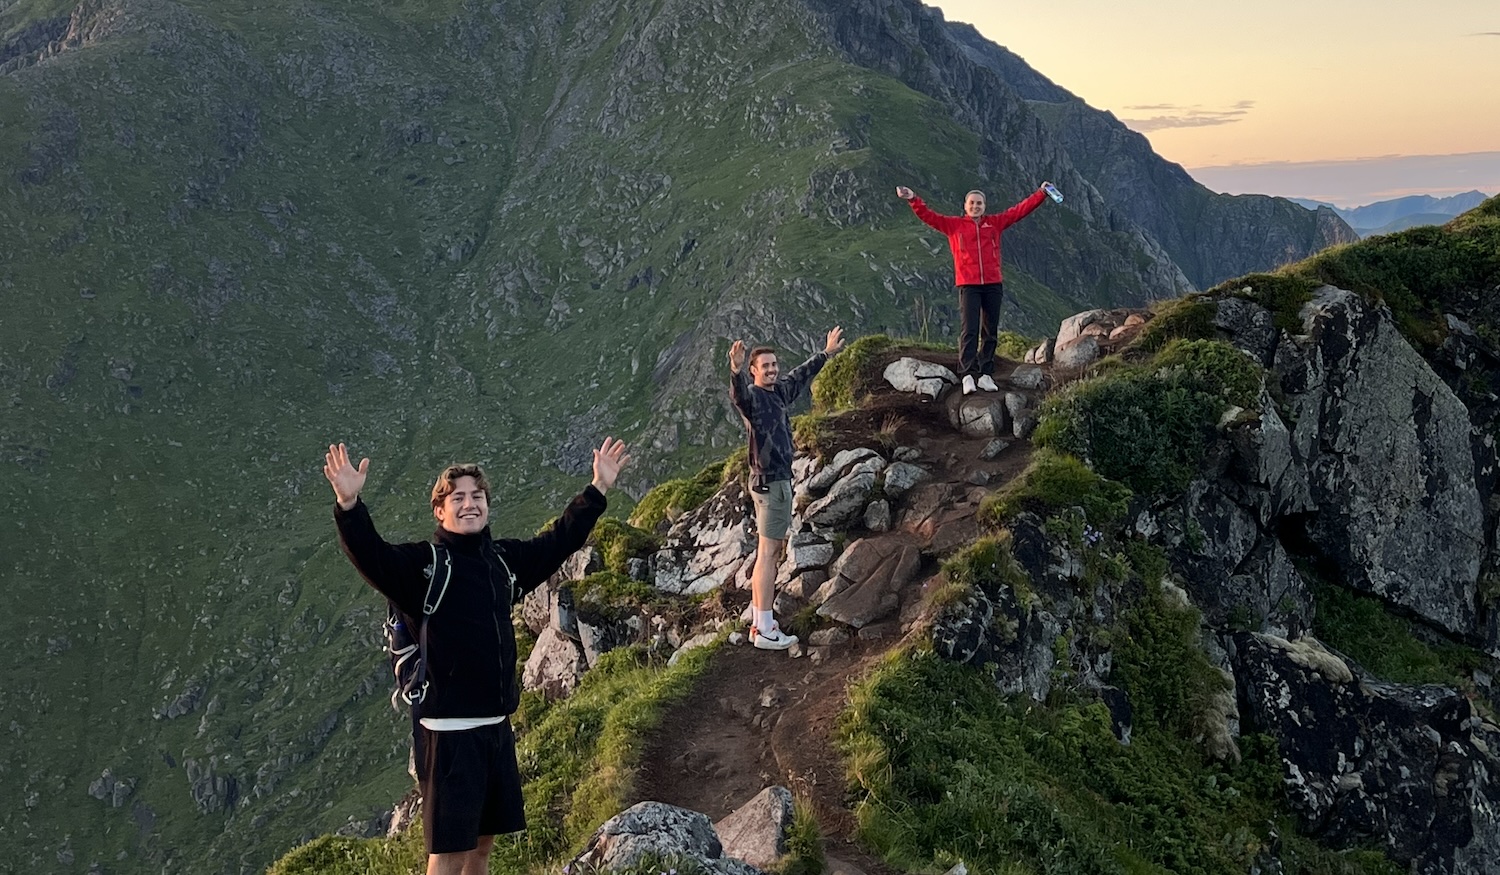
[
  {"x1": 324, "y1": 443, "x2": 369, "y2": 510},
  {"x1": 895, "y1": 186, "x2": 914, "y2": 200},
  {"x1": 824, "y1": 326, "x2": 845, "y2": 356},
  {"x1": 591, "y1": 437, "x2": 632, "y2": 495},
  {"x1": 729, "y1": 339, "x2": 746, "y2": 374}
]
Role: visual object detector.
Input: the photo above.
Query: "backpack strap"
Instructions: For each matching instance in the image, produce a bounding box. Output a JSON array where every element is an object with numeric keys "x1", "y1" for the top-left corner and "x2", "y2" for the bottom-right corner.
[
  {"x1": 491, "y1": 545, "x2": 517, "y2": 604},
  {"x1": 423, "y1": 543, "x2": 453, "y2": 615}
]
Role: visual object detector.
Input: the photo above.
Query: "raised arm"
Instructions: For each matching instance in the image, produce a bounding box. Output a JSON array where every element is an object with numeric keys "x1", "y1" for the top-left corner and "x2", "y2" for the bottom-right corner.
[
  {"x1": 325, "y1": 444, "x2": 429, "y2": 613},
  {"x1": 777, "y1": 327, "x2": 844, "y2": 403},
  {"x1": 728, "y1": 339, "x2": 754, "y2": 418},
  {"x1": 501, "y1": 437, "x2": 628, "y2": 597},
  {"x1": 899, "y1": 186, "x2": 962, "y2": 234},
  {"x1": 992, "y1": 187, "x2": 1050, "y2": 231}
]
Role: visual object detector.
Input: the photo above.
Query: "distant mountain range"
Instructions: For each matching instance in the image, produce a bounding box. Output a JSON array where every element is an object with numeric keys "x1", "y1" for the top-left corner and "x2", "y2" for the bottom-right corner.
[{"x1": 1292, "y1": 190, "x2": 1493, "y2": 236}]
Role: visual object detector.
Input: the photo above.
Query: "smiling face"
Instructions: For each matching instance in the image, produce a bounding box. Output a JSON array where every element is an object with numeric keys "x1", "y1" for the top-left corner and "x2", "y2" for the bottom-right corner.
[
  {"x1": 964, "y1": 191, "x2": 987, "y2": 218},
  {"x1": 749, "y1": 350, "x2": 779, "y2": 389},
  {"x1": 432, "y1": 472, "x2": 490, "y2": 534}
]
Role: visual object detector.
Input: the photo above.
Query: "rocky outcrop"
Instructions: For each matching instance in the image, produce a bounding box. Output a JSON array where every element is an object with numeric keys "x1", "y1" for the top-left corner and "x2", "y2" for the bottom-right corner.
[
  {"x1": 571, "y1": 802, "x2": 766, "y2": 875},
  {"x1": 713, "y1": 786, "x2": 796, "y2": 871},
  {"x1": 1232, "y1": 632, "x2": 1500, "y2": 874}
]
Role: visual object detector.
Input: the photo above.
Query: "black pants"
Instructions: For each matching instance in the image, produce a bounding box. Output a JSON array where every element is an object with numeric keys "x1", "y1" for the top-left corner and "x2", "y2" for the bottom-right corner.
[{"x1": 958, "y1": 282, "x2": 1003, "y2": 377}]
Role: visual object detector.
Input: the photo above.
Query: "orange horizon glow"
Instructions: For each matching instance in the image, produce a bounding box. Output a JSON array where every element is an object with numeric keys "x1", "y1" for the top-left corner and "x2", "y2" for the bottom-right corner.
[{"x1": 926, "y1": 0, "x2": 1500, "y2": 171}]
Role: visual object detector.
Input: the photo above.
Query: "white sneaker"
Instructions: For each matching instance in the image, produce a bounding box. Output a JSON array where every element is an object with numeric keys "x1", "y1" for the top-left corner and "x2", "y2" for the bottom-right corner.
[
  {"x1": 752, "y1": 625, "x2": 798, "y2": 651},
  {"x1": 977, "y1": 375, "x2": 999, "y2": 392},
  {"x1": 961, "y1": 375, "x2": 976, "y2": 395}
]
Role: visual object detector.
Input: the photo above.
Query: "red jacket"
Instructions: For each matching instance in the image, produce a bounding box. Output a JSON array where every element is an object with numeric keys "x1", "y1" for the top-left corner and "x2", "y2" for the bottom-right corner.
[{"x1": 909, "y1": 190, "x2": 1047, "y2": 286}]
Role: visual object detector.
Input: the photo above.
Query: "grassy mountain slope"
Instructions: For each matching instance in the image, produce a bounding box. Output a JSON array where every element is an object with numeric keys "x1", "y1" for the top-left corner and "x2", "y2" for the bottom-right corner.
[{"x1": 0, "y1": 1, "x2": 1367, "y2": 872}]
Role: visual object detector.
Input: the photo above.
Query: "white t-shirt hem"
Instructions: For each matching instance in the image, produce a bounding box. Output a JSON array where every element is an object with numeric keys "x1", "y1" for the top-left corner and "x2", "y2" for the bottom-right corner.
[{"x1": 418, "y1": 715, "x2": 508, "y2": 731}]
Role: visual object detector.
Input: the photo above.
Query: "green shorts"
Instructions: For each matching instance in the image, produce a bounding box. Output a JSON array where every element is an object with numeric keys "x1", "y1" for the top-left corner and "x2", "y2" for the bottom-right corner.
[{"x1": 750, "y1": 479, "x2": 793, "y2": 541}]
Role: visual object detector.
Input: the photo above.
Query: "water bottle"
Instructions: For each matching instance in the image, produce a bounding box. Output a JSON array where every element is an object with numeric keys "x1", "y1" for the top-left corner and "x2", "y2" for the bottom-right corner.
[{"x1": 1041, "y1": 182, "x2": 1063, "y2": 204}]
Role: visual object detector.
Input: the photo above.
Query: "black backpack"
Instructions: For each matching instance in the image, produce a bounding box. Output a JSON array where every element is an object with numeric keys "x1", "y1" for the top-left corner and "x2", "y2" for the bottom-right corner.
[
  {"x1": 384, "y1": 541, "x2": 518, "y2": 713},
  {"x1": 385, "y1": 543, "x2": 452, "y2": 712}
]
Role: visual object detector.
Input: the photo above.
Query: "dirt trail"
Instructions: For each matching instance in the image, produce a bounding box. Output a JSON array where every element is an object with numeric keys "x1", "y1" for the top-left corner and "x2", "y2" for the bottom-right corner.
[{"x1": 631, "y1": 350, "x2": 1051, "y2": 875}]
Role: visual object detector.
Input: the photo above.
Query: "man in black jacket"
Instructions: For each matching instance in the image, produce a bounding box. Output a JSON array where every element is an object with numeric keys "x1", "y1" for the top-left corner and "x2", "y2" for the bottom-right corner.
[{"x1": 323, "y1": 438, "x2": 630, "y2": 875}]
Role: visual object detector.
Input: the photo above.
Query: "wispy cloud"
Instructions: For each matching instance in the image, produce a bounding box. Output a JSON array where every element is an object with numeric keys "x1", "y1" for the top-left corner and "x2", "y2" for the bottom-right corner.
[
  {"x1": 1471, "y1": 31, "x2": 1500, "y2": 36},
  {"x1": 1119, "y1": 101, "x2": 1255, "y2": 132}
]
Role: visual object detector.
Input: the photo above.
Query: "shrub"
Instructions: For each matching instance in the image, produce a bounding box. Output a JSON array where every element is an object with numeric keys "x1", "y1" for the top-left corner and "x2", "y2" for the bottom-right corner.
[
  {"x1": 629, "y1": 460, "x2": 727, "y2": 531},
  {"x1": 980, "y1": 450, "x2": 1133, "y2": 527},
  {"x1": 591, "y1": 518, "x2": 660, "y2": 575},
  {"x1": 811, "y1": 334, "x2": 894, "y2": 413},
  {"x1": 1130, "y1": 297, "x2": 1216, "y2": 355},
  {"x1": 1032, "y1": 340, "x2": 1262, "y2": 498}
]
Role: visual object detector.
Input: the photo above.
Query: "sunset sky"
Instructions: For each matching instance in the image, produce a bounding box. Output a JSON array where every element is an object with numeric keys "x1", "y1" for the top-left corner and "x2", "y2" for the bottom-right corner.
[{"x1": 927, "y1": 0, "x2": 1500, "y2": 206}]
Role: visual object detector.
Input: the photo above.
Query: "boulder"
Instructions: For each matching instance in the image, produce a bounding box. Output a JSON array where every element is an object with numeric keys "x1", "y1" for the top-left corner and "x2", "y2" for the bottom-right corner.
[
  {"x1": 1056, "y1": 309, "x2": 1108, "y2": 348},
  {"x1": 1053, "y1": 335, "x2": 1101, "y2": 369},
  {"x1": 650, "y1": 480, "x2": 757, "y2": 595},
  {"x1": 880, "y1": 461, "x2": 928, "y2": 499},
  {"x1": 883, "y1": 357, "x2": 958, "y2": 393},
  {"x1": 816, "y1": 539, "x2": 922, "y2": 627},
  {"x1": 571, "y1": 802, "x2": 766, "y2": 875},
  {"x1": 948, "y1": 394, "x2": 1009, "y2": 438},
  {"x1": 714, "y1": 786, "x2": 795, "y2": 871},
  {"x1": 1232, "y1": 632, "x2": 1500, "y2": 873},
  {"x1": 1009, "y1": 364, "x2": 1048, "y2": 389},
  {"x1": 522, "y1": 627, "x2": 589, "y2": 700},
  {"x1": 804, "y1": 471, "x2": 877, "y2": 529}
]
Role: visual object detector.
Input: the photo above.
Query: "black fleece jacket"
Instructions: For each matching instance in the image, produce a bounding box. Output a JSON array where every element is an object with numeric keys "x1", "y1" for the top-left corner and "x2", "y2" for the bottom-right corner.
[{"x1": 334, "y1": 485, "x2": 606, "y2": 719}]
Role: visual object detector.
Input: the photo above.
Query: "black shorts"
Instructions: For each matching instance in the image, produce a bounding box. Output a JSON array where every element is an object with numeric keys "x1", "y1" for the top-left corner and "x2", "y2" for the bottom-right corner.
[{"x1": 414, "y1": 721, "x2": 526, "y2": 854}]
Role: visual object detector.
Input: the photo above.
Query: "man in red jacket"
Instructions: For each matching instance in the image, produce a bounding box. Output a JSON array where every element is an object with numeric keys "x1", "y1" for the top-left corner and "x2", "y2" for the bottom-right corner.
[{"x1": 897, "y1": 184, "x2": 1052, "y2": 394}]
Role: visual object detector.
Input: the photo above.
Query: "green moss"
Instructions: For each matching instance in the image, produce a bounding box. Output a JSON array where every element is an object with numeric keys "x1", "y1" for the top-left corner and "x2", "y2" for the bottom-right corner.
[
  {"x1": 1112, "y1": 580, "x2": 1230, "y2": 742},
  {"x1": 1152, "y1": 338, "x2": 1264, "y2": 408},
  {"x1": 629, "y1": 460, "x2": 726, "y2": 532},
  {"x1": 1312, "y1": 582, "x2": 1485, "y2": 689},
  {"x1": 980, "y1": 449, "x2": 1133, "y2": 527},
  {"x1": 791, "y1": 412, "x2": 835, "y2": 460},
  {"x1": 590, "y1": 518, "x2": 660, "y2": 575},
  {"x1": 811, "y1": 334, "x2": 895, "y2": 413},
  {"x1": 1032, "y1": 340, "x2": 1263, "y2": 498},
  {"x1": 1208, "y1": 272, "x2": 1318, "y2": 335},
  {"x1": 1130, "y1": 297, "x2": 1217, "y2": 354}
]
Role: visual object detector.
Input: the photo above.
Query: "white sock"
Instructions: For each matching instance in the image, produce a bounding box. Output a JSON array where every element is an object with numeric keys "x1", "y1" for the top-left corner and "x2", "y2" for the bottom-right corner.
[{"x1": 756, "y1": 610, "x2": 774, "y2": 632}]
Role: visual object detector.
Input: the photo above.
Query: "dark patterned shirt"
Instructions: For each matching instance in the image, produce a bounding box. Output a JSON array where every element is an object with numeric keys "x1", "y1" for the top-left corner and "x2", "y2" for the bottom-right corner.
[{"x1": 730, "y1": 352, "x2": 828, "y2": 490}]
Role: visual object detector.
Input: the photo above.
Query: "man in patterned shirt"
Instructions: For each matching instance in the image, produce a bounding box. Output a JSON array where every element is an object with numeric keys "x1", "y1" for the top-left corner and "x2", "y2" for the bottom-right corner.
[{"x1": 728, "y1": 327, "x2": 845, "y2": 650}]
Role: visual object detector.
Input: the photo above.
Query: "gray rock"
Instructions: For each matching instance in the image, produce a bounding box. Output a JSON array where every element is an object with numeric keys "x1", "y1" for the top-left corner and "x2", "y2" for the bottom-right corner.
[
  {"x1": 577, "y1": 612, "x2": 643, "y2": 667},
  {"x1": 1214, "y1": 297, "x2": 1279, "y2": 365},
  {"x1": 881, "y1": 461, "x2": 928, "y2": 499},
  {"x1": 883, "y1": 357, "x2": 957, "y2": 392},
  {"x1": 668, "y1": 631, "x2": 719, "y2": 667},
  {"x1": 863, "y1": 499, "x2": 892, "y2": 532},
  {"x1": 1009, "y1": 364, "x2": 1047, "y2": 389},
  {"x1": 804, "y1": 471, "x2": 877, "y2": 529},
  {"x1": 979, "y1": 439, "x2": 1010, "y2": 460},
  {"x1": 1053, "y1": 335, "x2": 1101, "y2": 369},
  {"x1": 522, "y1": 627, "x2": 588, "y2": 700},
  {"x1": 573, "y1": 801, "x2": 767, "y2": 875},
  {"x1": 893, "y1": 446, "x2": 921, "y2": 462},
  {"x1": 1279, "y1": 288, "x2": 1485, "y2": 634},
  {"x1": 950, "y1": 395, "x2": 1009, "y2": 438},
  {"x1": 1232, "y1": 631, "x2": 1500, "y2": 873},
  {"x1": 817, "y1": 539, "x2": 921, "y2": 627},
  {"x1": 650, "y1": 479, "x2": 757, "y2": 595},
  {"x1": 1057, "y1": 309, "x2": 1108, "y2": 348},
  {"x1": 714, "y1": 786, "x2": 795, "y2": 870}
]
